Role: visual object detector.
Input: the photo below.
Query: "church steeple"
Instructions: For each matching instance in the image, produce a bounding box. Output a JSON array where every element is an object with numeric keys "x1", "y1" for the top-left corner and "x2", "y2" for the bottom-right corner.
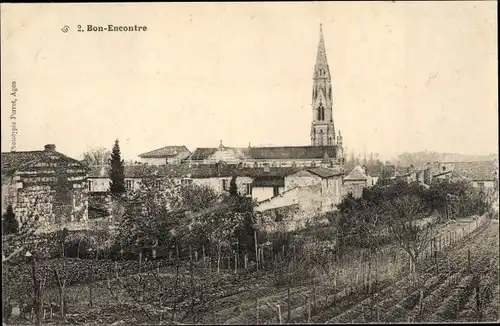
[
  {"x1": 314, "y1": 24, "x2": 330, "y2": 80},
  {"x1": 311, "y1": 24, "x2": 335, "y2": 147}
]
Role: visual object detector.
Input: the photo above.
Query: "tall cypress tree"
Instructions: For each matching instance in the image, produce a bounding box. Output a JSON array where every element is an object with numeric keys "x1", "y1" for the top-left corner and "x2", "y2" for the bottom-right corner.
[
  {"x1": 109, "y1": 139, "x2": 126, "y2": 196},
  {"x1": 2, "y1": 204, "x2": 18, "y2": 235},
  {"x1": 229, "y1": 175, "x2": 238, "y2": 196}
]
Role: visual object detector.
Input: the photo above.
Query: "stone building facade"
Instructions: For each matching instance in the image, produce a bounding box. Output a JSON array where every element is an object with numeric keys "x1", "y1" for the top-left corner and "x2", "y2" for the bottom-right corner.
[{"x1": 1, "y1": 144, "x2": 88, "y2": 226}]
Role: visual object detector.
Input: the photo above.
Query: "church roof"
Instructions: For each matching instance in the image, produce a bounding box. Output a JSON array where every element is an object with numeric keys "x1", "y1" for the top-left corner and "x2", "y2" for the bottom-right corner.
[
  {"x1": 189, "y1": 147, "x2": 248, "y2": 160},
  {"x1": 138, "y1": 146, "x2": 191, "y2": 158},
  {"x1": 188, "y1": 145, "x2": 338, "y2": 161},
  {"x1": 247, "y1": 146, "x2": 337, "y2": 160}
]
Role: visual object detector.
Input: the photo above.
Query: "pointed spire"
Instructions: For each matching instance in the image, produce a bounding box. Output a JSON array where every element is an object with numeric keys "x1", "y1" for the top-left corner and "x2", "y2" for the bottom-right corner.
[{"x1": 314, "y1": 24, "x2": 330, "y2": 79}]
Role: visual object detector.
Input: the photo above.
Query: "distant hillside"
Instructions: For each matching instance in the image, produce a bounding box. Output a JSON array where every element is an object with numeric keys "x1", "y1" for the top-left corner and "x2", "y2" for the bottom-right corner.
[{"x1": 392, "y1": 151, "x2": 498, "y2": 167}]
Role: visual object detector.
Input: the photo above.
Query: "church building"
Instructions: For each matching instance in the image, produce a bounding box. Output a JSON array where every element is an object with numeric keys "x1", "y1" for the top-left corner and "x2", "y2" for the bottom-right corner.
[{"x1": 141, "y1": 25, "x2": 345, "y2": 168}]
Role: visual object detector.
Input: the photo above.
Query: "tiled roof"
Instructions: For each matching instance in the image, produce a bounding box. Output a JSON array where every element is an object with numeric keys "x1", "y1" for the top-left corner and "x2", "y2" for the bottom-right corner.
[
  {"x1": 433, "y1": 170, "x2": 452, "y2": 178},
  {"x1": 1, "y1": 149, "x2": 84, "y2": 173},
  {"x1": 344, "y1": 165, "x2": 368, "y2": 181},
  {"x1": 87, "y1": 164, "x2": 301, "y2": 179},
  {"x1": 449, "y1": 161, "x2": 498, "y2": 181},
  {"x1": 189, "y1": 148, "x2": 219, "y2": 160},
  {"x1": 138, "y1": 146, "x2": 191, "y2": 158},
  {"x1": 235, "y1": 167, "x2": 301, "y2": 178},
  {"x1": 251, "y1": 176, "x2": 285, "y2": 187},
  {"x1": 88, "y1": 165, "x2": 111, "y2": 178},
  {"x1": 188, "y1": 145, "x2": 338, "y2": 161},
  {"x1": 306, "y1": 167, "x2": 344, "y2": 178}
]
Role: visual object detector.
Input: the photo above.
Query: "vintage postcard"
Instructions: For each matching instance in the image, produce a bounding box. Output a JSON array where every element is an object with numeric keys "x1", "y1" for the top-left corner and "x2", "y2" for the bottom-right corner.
[{"x1": 1, "y1": 2, "x2": 498, "y2": 325}]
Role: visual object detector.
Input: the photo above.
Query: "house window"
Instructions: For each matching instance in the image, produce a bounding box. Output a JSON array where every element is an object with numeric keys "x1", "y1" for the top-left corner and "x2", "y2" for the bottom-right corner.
[
  {"x1": 254, "y1": 162, "x2": 258, "y2": 168},
  {"x1": 154, "y1": 179, "x2": 162, "y2": 189},
  {"x1": 222, "y1": 179, "x2": 227, "y2": 191},
  {"x1": 125, "y1": 180, "x2": 134, "y2": 191},
  {"x1": 311, "y1": 161, "x2": 316, "y2": 167},
  {"x1": 88, "y1": 180, "x2": 93, "y2": 192},
  {"x1": 246, "y1": 183, "x2": 252, "y2": 195},
  {"x1": 477, "y1": 182, "x2": 485, "y2": 188},
  {"x1": 273, "y1": 186, "x2": 280, "y2": 197}
]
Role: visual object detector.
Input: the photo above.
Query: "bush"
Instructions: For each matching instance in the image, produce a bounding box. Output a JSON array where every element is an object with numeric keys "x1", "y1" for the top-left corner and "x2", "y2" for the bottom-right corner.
[{"x1": 63, "y1": 238, "x2": 93, "y2": 259}]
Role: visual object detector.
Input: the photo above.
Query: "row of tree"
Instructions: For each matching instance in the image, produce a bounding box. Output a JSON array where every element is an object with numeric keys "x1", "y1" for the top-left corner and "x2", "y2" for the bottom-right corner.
[{"x1": 334, "y1": 178, "x2": 490, "y2": 272}]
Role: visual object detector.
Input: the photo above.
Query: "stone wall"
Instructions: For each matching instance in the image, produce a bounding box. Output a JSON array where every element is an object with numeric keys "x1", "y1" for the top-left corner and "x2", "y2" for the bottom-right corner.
[
  {"x1": 284, "y1": 170, "x2": 321, "y2": 191},
  {"x1": 256, "y1": 184, "x2": 323, "y2": 231},
  {"x1": 342, "y1": 180, "x2": 366, "y2": 199},
  {"x1": 9, "y1": 163, "x2": 88, "y2": 227}
]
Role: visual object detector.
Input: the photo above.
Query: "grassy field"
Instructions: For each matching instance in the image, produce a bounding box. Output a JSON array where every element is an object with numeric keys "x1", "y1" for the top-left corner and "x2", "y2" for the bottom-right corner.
[{"x1": 3, "y1": 216, "x2": 498, "y2": 325}]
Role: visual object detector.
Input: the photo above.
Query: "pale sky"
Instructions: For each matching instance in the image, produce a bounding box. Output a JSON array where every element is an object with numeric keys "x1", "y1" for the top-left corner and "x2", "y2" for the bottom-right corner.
[{"x1": 1, "y1": 2, "x2": 497, "y2": 161}]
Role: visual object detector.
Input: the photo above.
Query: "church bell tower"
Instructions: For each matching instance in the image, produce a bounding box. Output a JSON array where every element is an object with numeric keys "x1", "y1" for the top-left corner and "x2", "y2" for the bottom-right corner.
[{"x1": 310, "y1": 24, "x2": 336, "y2": 147}]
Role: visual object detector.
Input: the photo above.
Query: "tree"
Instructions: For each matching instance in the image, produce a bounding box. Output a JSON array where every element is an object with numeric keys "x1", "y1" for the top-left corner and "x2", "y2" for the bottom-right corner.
[
  {"x1": 109, "y1": 139, "x2": 126, "y2": 196},
  {"x1": 82, "y1": 146, "x2": 111, "y2": 166},
  {"x1": 385, "y1": 195, "x2": 436, "y2": 275},
  {"x1": 117, "y1": 175, "x2": 184, "y2": 250},
  {"x1": 229, "y1": 175, "x2": 238, "y2": 196},
  {"x1": 2, "y1": 205, "x2": 18, "y2": 235}
]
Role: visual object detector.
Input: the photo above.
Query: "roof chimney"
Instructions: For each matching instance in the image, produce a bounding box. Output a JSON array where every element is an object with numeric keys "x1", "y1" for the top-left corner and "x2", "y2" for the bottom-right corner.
[{"x1": 44, "y1": 144, "x2": 56, "y2": 152}]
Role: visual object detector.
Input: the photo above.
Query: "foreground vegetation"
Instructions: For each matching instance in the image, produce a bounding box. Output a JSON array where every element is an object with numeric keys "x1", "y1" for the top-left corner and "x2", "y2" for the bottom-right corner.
[{"x1": 2, "y1": 176, "x2": 497, "y2": 325}]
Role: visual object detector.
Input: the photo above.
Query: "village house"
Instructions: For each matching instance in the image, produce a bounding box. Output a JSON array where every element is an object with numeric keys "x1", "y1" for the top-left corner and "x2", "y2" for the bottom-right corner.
[
  {"x1": 138, "y1": 145, "x2": 191, "y2": 165},
  {"x1": 342, "y1": 165, "x2": 373, "y2": 198},
  {"x1": 396, "y1": 163, "x2": 433, "y2": 188},
  {"x1": 254, "y1": 167, "x2": 344, "y2": 232},
  {"x1": 437, "y1": 161, "x2": 498, "y2": 195},
  {"x1": 1, "y1": 144, "x2": 88, "y2": 227},
  {"x1": 87, "y1": 163, "x2": 300, "y2": 202},
  {"x1": 86, "y1": 162, "x2": 345, "y2": 228}
]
